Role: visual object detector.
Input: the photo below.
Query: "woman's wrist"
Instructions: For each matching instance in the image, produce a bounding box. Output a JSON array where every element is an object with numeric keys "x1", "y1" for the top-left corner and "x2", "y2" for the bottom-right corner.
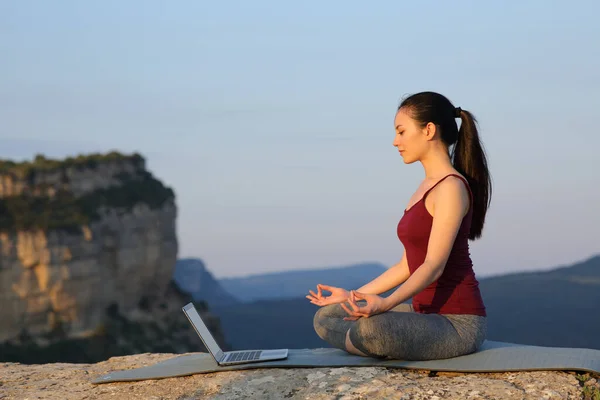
[{"x1": 382, "y1": 296, "x2": 397, "y2": 312}]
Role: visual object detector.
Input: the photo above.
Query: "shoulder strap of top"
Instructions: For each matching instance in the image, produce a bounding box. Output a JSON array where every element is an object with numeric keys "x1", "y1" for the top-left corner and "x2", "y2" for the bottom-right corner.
[{"x1": 423, "y1": 173, "x2": 473, "y2": 207}]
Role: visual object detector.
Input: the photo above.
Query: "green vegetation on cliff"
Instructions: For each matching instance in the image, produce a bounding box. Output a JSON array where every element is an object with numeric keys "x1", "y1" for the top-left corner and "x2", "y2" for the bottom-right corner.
[
  {"x1": 0, "y1": 152, "x2": 174, "y2": 233},
  {"x1": 0, "y1": 151, "x2": 145, "y2": 179}
]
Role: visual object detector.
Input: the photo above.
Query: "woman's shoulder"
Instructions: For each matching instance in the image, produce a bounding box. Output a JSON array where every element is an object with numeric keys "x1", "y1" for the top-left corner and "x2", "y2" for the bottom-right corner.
[
  {"x1": 433, "y1": 174, "x2": 469, "y2": 195},
  {"x1": 428, "y1": 173, "x2": 471, "y2": 214},
  {"x1": 429, "y1": 171, "x2": 469, "y2": 193}
]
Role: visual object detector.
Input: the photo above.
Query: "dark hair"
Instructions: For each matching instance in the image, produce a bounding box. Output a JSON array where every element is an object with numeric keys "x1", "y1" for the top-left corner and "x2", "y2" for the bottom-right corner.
[{"x1": 398, "y1": 91, "x2": 492, "y2": 240}]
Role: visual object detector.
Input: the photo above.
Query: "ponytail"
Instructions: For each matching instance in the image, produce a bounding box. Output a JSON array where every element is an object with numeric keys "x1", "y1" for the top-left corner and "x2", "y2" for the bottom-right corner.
[{"x1": 453, "y1": 109, "x2": 492, "y2": 240}]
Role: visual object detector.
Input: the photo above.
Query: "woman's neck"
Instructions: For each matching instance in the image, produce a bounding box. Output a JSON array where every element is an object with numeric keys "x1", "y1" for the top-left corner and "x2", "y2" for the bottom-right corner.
[{"x1": 420, "y1": 147, "x2": 454, "y2": 180}]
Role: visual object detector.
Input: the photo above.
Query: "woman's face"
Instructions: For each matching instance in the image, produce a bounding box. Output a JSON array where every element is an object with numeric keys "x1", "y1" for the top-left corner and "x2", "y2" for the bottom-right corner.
[{"x1": 393, "y1": 108, "x2": 429, "y2": 164}]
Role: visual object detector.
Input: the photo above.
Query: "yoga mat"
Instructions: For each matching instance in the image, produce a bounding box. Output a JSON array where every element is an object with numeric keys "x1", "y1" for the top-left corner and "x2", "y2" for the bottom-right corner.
[{"x1": 92, "y1": 340, "x2": 600, "y2": 384}]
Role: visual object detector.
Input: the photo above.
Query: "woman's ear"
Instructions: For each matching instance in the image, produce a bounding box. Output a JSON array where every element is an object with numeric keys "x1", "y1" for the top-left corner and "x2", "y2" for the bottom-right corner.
[{"x1": 424, "y1": 122, "x2": 438, "y2": 141}]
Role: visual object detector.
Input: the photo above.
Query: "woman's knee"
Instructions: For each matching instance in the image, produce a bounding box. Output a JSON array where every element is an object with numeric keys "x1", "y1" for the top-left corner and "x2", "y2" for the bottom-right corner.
[
  {"x1": 471, "y1": 317, "x2": 488, "y2": 352},
  {"x1": 313, "y1": 308, "x2": 326, "y2": 339},
  {"x1": 313, "y1": 304, "x2": 341, "y2": 324},
  {"x1": 312, "y1": 304, "x2": 338, "y2": 338}
]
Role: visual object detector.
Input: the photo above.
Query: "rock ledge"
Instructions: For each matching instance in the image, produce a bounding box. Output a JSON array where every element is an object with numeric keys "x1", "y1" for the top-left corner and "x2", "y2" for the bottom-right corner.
[{"x1": 1, "y1": 352, "x2": 597, "y2": 399}]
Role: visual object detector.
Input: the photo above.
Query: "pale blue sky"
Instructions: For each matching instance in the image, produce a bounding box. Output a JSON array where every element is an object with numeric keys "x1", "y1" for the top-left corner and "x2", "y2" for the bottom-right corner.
[{"x1": 2, "y1": 1, "x2": 599, "y2": 278}]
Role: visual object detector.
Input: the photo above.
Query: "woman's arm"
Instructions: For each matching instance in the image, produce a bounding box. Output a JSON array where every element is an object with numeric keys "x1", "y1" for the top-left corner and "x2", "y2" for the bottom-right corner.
[
  {"x1": 381, "y1": 177, "x2": 470, "y2": 310},
  {"x1": 356, "y1": 251, "x2": 410, "y2": 295}
]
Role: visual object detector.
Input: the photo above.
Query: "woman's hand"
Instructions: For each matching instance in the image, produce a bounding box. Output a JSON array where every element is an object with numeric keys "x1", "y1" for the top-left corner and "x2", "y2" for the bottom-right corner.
[
  {"x1": 340, "y1": 290, "x2": 389, "y2": 321},
  {"x1": 306, "y1": 284, "x2": 350, "y2": 306}
]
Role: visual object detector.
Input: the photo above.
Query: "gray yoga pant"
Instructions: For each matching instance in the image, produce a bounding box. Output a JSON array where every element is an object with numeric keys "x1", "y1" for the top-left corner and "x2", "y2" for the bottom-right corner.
[{"x1": 313, "y1": 302, "x2": 487, "y2": 361}]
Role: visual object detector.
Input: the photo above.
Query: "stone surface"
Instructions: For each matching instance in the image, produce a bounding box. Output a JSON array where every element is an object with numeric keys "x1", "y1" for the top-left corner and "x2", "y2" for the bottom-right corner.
[{"x1": 1, "y1": 353, "x2": 596, "y2": 399}]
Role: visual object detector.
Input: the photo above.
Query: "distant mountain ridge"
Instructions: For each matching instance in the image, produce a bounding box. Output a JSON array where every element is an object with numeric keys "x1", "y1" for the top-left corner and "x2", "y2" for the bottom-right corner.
[
  {"x1": 173, "y1": 258, "x2": 240, "y2": 306},
  {"x1": 217, "y1": 262, "x2": 388, "y2": 302},
  {"x1": 478, "y1": 254, "x2": 600, "y2": 349}
]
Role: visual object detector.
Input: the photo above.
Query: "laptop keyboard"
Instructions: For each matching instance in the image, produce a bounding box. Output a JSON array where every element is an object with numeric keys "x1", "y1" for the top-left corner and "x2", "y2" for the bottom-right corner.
[{"x1": 224, "y1": 350, "x2": 262, "y2": 362}]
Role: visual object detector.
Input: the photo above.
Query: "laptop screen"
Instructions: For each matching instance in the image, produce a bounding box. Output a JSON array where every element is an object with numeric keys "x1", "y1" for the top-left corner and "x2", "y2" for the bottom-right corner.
[{"x1": 182, "y1": 303, "x2": 223, "y2": 357}]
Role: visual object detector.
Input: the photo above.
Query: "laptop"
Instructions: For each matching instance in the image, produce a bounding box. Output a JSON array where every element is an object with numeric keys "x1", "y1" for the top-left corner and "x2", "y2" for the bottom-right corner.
[{"x1": 182, "y1": 302, "x2": 289, "y2": 365}]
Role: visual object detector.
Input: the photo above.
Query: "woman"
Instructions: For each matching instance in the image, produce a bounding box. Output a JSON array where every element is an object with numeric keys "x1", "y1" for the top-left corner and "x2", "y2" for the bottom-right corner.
[{"x1": 307, "y1": 91, "x2": 491, "y2": 361}]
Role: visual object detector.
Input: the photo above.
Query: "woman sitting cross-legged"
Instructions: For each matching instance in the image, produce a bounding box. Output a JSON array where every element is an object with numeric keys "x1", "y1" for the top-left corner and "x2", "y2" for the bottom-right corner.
[{"x1": 307, "y1": 91, "x2": 491, "y2": 361}]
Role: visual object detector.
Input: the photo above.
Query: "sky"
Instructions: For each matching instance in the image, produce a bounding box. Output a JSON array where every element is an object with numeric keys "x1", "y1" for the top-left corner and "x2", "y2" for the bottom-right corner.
[{"x1": 1, "y1": 1, "x2": 599, "y2": 279}]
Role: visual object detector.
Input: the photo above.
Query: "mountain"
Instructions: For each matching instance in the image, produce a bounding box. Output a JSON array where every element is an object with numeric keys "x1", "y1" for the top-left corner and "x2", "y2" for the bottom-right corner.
[
  {"x1": 479, "y1": 254, "x2": 600, "y2": 349},
  {"x1": 211, "y1": 298, "x2": 324, "y2": 350},
  {"x1": 210, "y1": 255, "x2": 600, "y2": 351},
  {"x1": 217, "y1": 262, "x2": 389, "y2": 302},
  {"x1": 173, "y1": 258, "x2": 240, "y2": 306}
]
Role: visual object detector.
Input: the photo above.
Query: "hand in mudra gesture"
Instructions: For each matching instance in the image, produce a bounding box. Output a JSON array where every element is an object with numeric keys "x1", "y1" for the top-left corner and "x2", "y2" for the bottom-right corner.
[
  {"x1": 306, "y1": 284, "x2": 350, "y2": 306},
  {"x1": 340, "y1": 290, "x2": 388, "y2": 321}
]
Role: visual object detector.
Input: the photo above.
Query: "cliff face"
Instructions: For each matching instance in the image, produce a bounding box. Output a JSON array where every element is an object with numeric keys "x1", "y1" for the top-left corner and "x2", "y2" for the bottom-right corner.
[
  {"x1": 1, "y1": 203, "x2": 177, "y2": 342},
  {"x1": 0, "y1": 152, "x2": 226, "y2": 362}
]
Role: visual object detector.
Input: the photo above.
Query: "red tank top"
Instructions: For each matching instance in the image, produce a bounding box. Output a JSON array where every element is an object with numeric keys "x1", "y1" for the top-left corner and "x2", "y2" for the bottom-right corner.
[{"x1": 396, "y1": 174, "x2": 486, "y2": 316}]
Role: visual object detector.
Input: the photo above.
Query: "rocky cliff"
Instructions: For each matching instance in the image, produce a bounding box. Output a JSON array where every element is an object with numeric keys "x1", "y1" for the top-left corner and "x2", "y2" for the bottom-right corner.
[
  {"x1": 1, "y1": 353, "x2": 598, "y2": 399},
  {"x1": 0, "y1": 152, "x2": 226, "y2": 363}
]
